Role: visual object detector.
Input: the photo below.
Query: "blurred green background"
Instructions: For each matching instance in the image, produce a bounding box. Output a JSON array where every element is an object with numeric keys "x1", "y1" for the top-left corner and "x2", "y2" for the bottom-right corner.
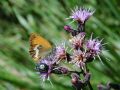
[{"x1": 0, "y1": 0, "x2": 120, "y2": 90}]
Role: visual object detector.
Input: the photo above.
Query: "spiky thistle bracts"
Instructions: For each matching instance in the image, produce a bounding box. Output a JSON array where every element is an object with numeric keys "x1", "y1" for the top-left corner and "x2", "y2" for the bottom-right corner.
[
  {"x1": 54, "y1": 44, "x2": 67, "y2": 61},
  {"x1": 70, "y1": 7, "x2": 95, "y2": 24},
  {"x1": 34, "y1": 6, "x2": 106, "y2": 90},
  {"x1": 69, "y1": 32, "x2": 85, "y2": 50}
]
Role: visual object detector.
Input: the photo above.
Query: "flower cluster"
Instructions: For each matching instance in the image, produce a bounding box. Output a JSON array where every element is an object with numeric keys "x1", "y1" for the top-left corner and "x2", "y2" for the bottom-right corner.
[
  {"x1": 69, "y1": 33, "x2": 103, "y2": 70},
  {"x1": 34, "y1": 7, "x2": 105, "y2": 90}
]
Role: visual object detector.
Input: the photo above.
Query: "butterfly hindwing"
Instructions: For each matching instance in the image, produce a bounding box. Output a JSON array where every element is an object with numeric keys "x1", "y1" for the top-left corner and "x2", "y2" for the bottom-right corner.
[{"x1": 29, "y1": 33, "x2": 52, "y2": 62}]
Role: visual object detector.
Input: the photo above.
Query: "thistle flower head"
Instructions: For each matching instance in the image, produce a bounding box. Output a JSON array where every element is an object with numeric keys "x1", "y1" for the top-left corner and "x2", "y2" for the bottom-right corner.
[
  {"x1": 69, "y1": 32, "x2": 85, "y2": 49},
  {"x1": 55, "y1": 44, "x2": 67, "y2": 60},
  {"x1": 70, "y1": 50, "x2": 86, "y2": 68},
  {"x1": 71, "y1": 50, "x2": 83, "y2": 62},
  {"x1": 64, "y1": 25, "x2": 72, "y2": 32},
  {"x1": 71, "y1": 73, "x2": 85, "y2": 89},
  {"x1": 86, "y1": 37, "x2": 102, "y2": 55},
  {"x1": 70, "y1": 7, "x2": 95, "y2": 24},
  {"x1": 71, "y1": 73, "x2": 80, "y2": 83}
]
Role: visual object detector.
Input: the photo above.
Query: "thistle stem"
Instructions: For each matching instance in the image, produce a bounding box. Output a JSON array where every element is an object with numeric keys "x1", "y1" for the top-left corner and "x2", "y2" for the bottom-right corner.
[
  {"x1": 77, "y1": 22, "x2": 85, "y2": 32},
  {"x1": 88, "y1": 81, "x2": 93, "y2": 90}
]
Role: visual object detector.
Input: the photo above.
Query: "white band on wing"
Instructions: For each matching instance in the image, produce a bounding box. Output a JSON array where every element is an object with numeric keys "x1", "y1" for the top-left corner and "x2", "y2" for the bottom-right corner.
[{"x1": 34, "y1": 45, "x2": 41, "y2": 59}]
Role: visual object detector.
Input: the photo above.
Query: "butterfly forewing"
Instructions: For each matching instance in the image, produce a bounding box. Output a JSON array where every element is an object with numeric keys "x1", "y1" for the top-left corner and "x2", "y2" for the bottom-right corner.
[{"x1": 29, "y1": 33, "x2": 52, "y2": 62}]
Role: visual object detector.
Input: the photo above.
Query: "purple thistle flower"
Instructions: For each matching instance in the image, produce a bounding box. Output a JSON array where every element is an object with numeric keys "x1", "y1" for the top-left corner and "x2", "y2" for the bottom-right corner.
[
  {"x1": 69, "y1": 32, "x2": 85, "y2": 49},
  {"x1": 55, "y1": 44, "x2": 67, "y2": 61},
  {"x1": 85, "y1": 34, "x2": 104, "y2": 64},
  {"x1": 86, "y1": 36, "x2": 102, "y2": 55},
  {"x1": 70, "y1": 7, "x2": 95, "y2": 24},
  {"x1": 70, "y1": 50, "x2": 86, "y2": 69}
]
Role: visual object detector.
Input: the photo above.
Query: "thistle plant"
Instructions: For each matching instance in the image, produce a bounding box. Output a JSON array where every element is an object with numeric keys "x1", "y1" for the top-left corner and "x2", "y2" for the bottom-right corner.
[{"x1": 34, "y1": 7, "x2": 118, "y2": 90}]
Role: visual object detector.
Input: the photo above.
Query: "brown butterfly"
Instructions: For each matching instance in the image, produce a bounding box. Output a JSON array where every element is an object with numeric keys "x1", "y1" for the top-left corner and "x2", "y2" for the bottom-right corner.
[{"x1": 29, "y1": 33, "x2": 52, "y2": 62}]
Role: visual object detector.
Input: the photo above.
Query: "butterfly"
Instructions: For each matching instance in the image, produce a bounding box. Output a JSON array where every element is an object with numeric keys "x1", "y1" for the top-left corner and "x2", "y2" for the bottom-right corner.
[{"x1": 29, "y1": 33, "x2": 52, "y2": 62}]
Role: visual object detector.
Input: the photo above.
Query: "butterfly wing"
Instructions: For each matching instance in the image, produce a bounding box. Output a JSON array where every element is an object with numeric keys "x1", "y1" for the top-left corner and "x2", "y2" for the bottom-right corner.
[{"x1": 29, "y1": 33, "x2": 52, "y2": 62}]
